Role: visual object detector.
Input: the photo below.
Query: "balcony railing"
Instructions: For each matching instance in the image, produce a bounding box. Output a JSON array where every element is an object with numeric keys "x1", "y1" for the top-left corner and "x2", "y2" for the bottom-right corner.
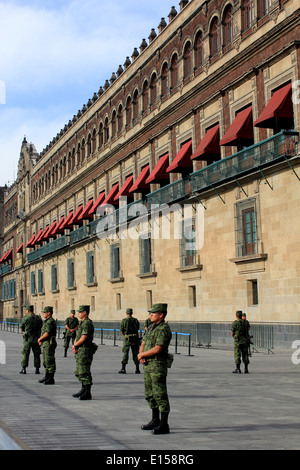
[
  {"x1": 23, "y1": 131, "x2": 298, "y2": 265},
  {"x1": 69, "y1": 225, "x2": 89, "y2": 244},
  {"x1": 190, "y1": 131, "x2": 298, "y2": 194}
]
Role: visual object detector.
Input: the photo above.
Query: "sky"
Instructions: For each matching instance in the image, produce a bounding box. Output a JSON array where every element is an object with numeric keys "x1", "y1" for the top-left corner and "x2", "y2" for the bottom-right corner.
[{"x1": 0, "y1": 0, "x2": 177, "y2": 186}]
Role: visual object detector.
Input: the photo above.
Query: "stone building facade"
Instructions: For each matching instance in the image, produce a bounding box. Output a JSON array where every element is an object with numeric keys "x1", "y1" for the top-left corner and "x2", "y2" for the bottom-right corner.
[{"x1": 0, "y1": 0, "x2": 299, "y2": 347}]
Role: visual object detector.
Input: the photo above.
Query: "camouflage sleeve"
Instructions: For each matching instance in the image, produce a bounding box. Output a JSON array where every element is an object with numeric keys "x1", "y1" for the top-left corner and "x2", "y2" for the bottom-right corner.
[
  {"x1": 154, "y1": 325, "x2": 172, "y2": 349},
  {"x1": 80, "y1": 321, "x2": 92, "y2": 337}
]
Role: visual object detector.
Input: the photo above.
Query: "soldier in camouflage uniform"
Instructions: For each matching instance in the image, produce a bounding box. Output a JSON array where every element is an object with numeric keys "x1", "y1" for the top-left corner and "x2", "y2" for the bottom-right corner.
[
  {"x1": 119, "y1": 308, "x2": 140, "y2": 374},
  {"x1": 72, "y1": 305, "x2": 97, "y2": 400},
  {"x1": 231, "y1": 310, "x2": 250, "y2": 374},
  {"x1": 19, "y1": 305, "x2": 41, "y2": 375},
  {"x1": 64, "y1": 309, "x2": 79, "y2": 357},
  {"x1": 38, "y1": 306, "x2": 57, "y2": 384},
  {"x1": 138, "y1": 303, "x2": 172, "y2": 435}
]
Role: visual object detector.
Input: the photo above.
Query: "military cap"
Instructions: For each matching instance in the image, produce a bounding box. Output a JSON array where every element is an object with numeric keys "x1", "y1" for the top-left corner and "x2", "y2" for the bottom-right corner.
[
  {"x1": 70, "y1": 309, "x2": 75, "y2": 314},
  {"x1": 42, "y1": 306, "x2": 53, "y2": 314},
  {"x1": 26, "y1": 305, "x2": 34, "y2": 312},
  {"x1": 77, "y1": 305, "x2": 90, "y2": 314},
  {"x1": 126, "y1": 308, "x2": 133, "y2": 315},
  {"x1": 236, "y1": 310, "x2": 243, "y2": 318},
  {"x1": 148, "y1": 303, "x2": 168, "y2": 313}
]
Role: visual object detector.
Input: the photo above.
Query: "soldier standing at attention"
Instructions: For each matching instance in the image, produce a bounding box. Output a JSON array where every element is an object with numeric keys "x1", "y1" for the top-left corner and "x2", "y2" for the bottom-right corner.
[
  {"x1": 64, "y1": 309, "x2": 79, "y2": 357},
  {"x1": 231, "y1": 310, "x2": 250, "y2": 374},
  {"x1": 119, "y1": 308, "x2": 140, "y2": 374},
  {"x1": 38, "y1": 306, "x2": 57, "y2": 384},
  {"x1": 19, "y1": 305, "x2": 41, "y2": 375},
  {"x1": 72, "y1": 305, "x2": 97, "y2": 400},
  {"x1": 138, "y1": 303, "x2": 172, "y2": 435}
]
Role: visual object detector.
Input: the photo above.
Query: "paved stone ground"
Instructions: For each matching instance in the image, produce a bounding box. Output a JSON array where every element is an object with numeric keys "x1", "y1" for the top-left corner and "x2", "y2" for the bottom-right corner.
[{"x1": 0, "y1": 329, "x2": 299, "y2": 452}]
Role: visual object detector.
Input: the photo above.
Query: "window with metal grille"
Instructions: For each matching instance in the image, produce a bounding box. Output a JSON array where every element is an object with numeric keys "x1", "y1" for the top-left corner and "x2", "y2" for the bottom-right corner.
[
  {"x1": 180, "y1": 217, "x2": 197, "y2": 267},
  {"x1": 235, "y1": 199, "x2": 258, "y2": 257},
  {"x1": 110, "y1": 243, "x2": 121, "y2": 280},
  {"x1": 139, "y1": 235, "x2": 152, "y2": 275}
]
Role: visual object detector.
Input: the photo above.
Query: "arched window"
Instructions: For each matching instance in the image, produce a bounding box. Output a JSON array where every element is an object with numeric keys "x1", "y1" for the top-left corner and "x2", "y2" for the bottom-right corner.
[
  {"x1": 99, "y1": 123, "x2": 104, "y2": 148},
  {"x1": 223, "y1": 6, "x2": 233, "y2": 47},
  {"x1": 72, "y1": 148, "x2": 75, "y2": 170},
  {"x1": 195, "y1": 32, "x2": 203, "y2": 70},
  {"x1": 126, "y1": 97, "x2": 132, "y2": 127},
  {"x1": 171, "y1": 53, "x2": 178, "y2": 89},
  {"x1": 87, "y1": 134, "x2": 92, "y2": 158},
  {"x1": 104, "y1": 117, "x2": 109, "y2": 143},
  {"x1": 258, "y1": 0, "x2": 271, "y2": 17},
  {"x1": 183, "y1": 42, "x2": 192, "y2": 79},
  {"x1": 81, "y1": 139, "x2": 85, "y2": 161},
  {"x1": 150, "y1": 73, "x2": 157, "y2": 105},
  {"x1": 133, "y1": 89, "x2": 139, "y2": 121},
  {"x1": 210, "y1": 17, "x2": 220, "y2": 57},
  {"x1": 243, "y1": 0, "x2": 254, "y2": 30},
  {"x1": 92, "y1": 128, "x2": 96, "y2": 153},
  {"x1": 111, "y1": 111, "x2": 117, "y2": 138},
  {"x1": 142, "y1": 80, "x2": 149, "y2": 113},
  {"x1": 161, "y1": 63, "x2": 168, "y2": 97},
  {"x1": 117, "y1": 105, "x2": 123, "y2": 133}
]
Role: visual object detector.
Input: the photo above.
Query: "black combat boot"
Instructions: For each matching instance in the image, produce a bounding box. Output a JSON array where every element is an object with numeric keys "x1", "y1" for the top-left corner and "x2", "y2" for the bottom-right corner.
[
  {"x1": 152, "y1": 412, "x2": 170, "y2": 435},
  {"x1": 44, "y1": 373, "x2": 55, "y2": 385},
  {"x1": 72, "y1": 386, "x2": 85, "y2": 398},
  {"x1": 141, "y1": 408, "x2": 160, "y2": 430},
  {"x1": 79, "y1": 385, "x2": 92, "y2": 400},
  {"x1": 35, "y1": 368, "x2": 40, "y2": 374},
  {"x1": 118, "y1": 364, "x2": 126, "y2": 374},
  {"x1": 135, "y1": 364, "x2": 140, "y2": 374},
  {"x1": 39, "y1": 372, "x2": 48, "y2": 383},
  {"x1": 232, "y1": 364, "x2": 241, "y2": 374},
  {"x1": 244, "y1": 364, "x2": 249, "y2": 374},
  {"x1": 19, "y1": 368, "x2": 26, "y2": 374},
  {"x1": 64, "y1": 349, "x2": 67, "y2": 357}
]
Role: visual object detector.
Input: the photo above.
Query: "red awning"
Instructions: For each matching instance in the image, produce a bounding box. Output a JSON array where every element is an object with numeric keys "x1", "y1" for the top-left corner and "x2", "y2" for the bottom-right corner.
[
  {"x1": 33, "y1": 229, "x2": 44, "y2": 245},
  {"x1": 191, "y1": 125, "x2": 220, "y2": 161},
  {"x1": 40, "y1": 225, "x2": 50, "y2": 241},
  {"x1": 167, "y1": 140, "x2": 193, "y2": 173},
  {"x1": 16, "y1": 243, "x2": 24, "y2": 254},
  {"x1": 45, "y1": 221, "x2": 57, "y2": 239},
  {"x1": 25, "y1": 233, "x2": 36, "y2": 248},
  {"x1": 51, "y1": 216, "x2": 65, "y2": 236},
  {"x1": 114, "y1": 175, "x2": 134, "y2": 202},
  {"x1": 0, "y1": 253, "x2": 6, "y2": 263},
  {"x1": 101, "y1": 183, "x2": 119, "y2": 207},
  {"x1": 88, "y1": 192, "x2": 106, "y2": 216},
  {"x1": 129, "y1": 165, "x2": 150, "y2": 194},
  {"x1": 220, "y1": 106, "x2": 253, "y2": 146},
  {"x1": 78, "y1": 199, "x2": 94, "y2": 221},
  {"x1": 146, "y1": 154, "x2": 170, "y2": 184},
  {"x1": 2, "y1": 248, "x2": 13, "y2": 261},
  {"x1": 71, "y1": 205, "x2": 83, "y2": 224},
  {"x1": 61, "y1": 211, "x2": 74, "y2": 230},
  {"x1": 254, "y1": 83, "x2": 293, "y2": 129}
]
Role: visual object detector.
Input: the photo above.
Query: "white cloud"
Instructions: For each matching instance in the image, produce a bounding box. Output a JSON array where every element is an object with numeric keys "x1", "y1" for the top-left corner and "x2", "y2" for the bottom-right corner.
[{"x1": 0, "y1": 0, "x2": 177, "y2": 186}]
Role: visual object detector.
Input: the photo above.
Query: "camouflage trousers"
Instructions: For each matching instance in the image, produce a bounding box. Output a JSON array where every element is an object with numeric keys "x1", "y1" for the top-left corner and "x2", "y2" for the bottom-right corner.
[
  {"x1": 143, "y1": 360, "x2": 170, "y2": 413},
  {"x1": 21, "y1": 339, "x2": 41, "y2": 369},
  {"x1": 234, "y1": 340, "x2": 250, "y2": 365},
  {"x1": 64, "y1": 332, "x2": 76, "y2": 350},
  {"x1": 42, "y1": 339, "x2": 57, "y2": 374},
  {"x1": 75, "y1": 347, "x2": 94, "y2": 386},
  {"x1": 121, "y1": 337, "x2": 139, "y2": 366}
]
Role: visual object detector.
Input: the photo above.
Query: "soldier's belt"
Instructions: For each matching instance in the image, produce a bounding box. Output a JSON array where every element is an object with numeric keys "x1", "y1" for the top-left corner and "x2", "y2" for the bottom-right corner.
[{"x1": 125, "y1": 334, "x2": 138, "y2": 338}]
